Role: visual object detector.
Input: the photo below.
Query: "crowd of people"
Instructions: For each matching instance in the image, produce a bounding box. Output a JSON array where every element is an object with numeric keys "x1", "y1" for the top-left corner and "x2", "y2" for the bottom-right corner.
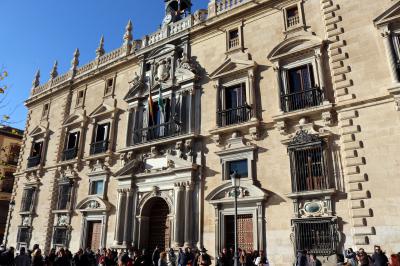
[{"x1": 0, "y1": 243, "x2": 399, "y2": 266}]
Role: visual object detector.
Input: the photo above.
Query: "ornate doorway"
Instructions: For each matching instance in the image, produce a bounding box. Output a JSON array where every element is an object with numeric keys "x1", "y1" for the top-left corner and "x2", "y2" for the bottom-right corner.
[{"x1": 141, "y1": 197, "x2": 171, "y2": 250}]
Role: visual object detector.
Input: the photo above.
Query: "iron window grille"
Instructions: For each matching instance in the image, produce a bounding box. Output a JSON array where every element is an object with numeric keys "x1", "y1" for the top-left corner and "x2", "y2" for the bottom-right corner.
[
  {"x1": 56, "y1": 183, "x2": 73, "y2": 210},
  {"x1": 53, "y1": 227, "x2": 68, "y2": 246},
  {"x1": 288, "y1": 130, "x2": 330, "y2": 193},
  {"x1": 292, "y1": 218, "x2": 338, "y2": 256},
  {"x1": 20, "y1": 187, "x2": 36, "y2": 212},
  {"x1": 17, "y1": 226, "x2": 31, "y2": 244}
]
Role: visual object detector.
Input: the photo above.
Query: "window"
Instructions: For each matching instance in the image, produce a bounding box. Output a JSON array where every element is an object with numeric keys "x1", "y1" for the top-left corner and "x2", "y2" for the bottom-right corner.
[
  {"x1": 228, "y1": 29, "x2": 240, "y2": 50},
  {"x1": 286, "y1": 6, "x2": 300, "y2": 28},
  {"x1": 57, "y1": 183, "x2": 73, "y2": 210},
  {"x1": 63, "y1": 132, "x2": 80, "y2": 161},
  {"x1": 53, "y1": 227, "x2": 68, "y2": 246},
  {"x1": 7, "y1": 144, "x2": 20, "y2": 165},
  {"x1": 293, "y1": 218, "x2": 338, "y2": 256},
  {"x1": 218, "y1": 83, "x2": 251, "y2": 127},
  {"x1": 227, "y1": 159, "x2": 248, "y2": 178},
  {"x1": 42, "y1": 103, "x2": 50, "y2": 118},
  {"x1": 76, "y1": 90, "x2": 85, "y2": 107},
  {"x1": 27, "y1": 141, "x2": 42, "y2": 168},
  {"x1": 20, "y1": 187, "x2": 36, "y2": 212},
  {"x1": 90, "y1": 180, "x2": 104, "y2": 195},
  {"x1": 90, "y1": 123, "x2": 110, "y2": 155},
  {"x1": 391, "y1": 33, "x2": 400, "y2": 79},
  {"x1": 17, "y1": 227, "x2": 30, "y2": 244},
  {"x1": 288, "y1": 130, "x2": 329, "y2": 193},
  {"x1": 105, "y1": 78, "x2": 114, "y2": 96},
  {"x1": 1, "y1": 172, "x2": 14, "y2": 193},
  {"x1": 281, "y1": 63, "x2": 323, "y2": 112}
]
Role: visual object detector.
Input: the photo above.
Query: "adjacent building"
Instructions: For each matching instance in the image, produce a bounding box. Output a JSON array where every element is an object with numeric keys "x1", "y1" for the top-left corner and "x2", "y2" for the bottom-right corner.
[
  {"x1": 5, "y1": 0, "x2": 400, "y2": 265},
  {"x1": 0, "y1": 126, "x2": 22, "y2": 243}
]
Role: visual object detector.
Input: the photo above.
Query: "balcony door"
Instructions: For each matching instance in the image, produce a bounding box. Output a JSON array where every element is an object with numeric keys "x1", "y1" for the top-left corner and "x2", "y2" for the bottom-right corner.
[
  {"x1": 220, "y1": 83, "x2": 249, "y2": 126},
  {"x1": 287, "y1": 64, "x2": 315, "y2": 93}
]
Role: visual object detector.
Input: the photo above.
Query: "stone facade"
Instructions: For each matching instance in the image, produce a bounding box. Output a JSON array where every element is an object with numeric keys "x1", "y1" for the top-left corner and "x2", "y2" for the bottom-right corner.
[{"x1": 5, "y1": 0, "x2": 400, "y2": 265}]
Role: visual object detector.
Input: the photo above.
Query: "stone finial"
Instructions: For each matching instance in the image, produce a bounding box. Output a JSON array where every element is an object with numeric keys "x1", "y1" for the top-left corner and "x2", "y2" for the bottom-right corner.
[
  {"x1": 123, "y1": 19, "x2": 133, "y2": 45},
  {"x1": 50, "y1": 61, "x2": 58, "y2": 79},
  {"x1": 71, "y1": 48, "x2": 80, "y2": 70},
  {"x1": 32, "y1": 70, "x2": 40, "y2": 88},
  {"x1": 96, "y1": 35, "x2": 105, "y2": 58}
]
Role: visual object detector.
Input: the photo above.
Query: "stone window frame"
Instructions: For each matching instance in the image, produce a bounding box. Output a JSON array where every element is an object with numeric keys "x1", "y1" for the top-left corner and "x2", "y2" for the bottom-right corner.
[
  {"x1": 55, "y1": 177, "x2": 75, "y2": 211},
  {"x1": 75, "y1": 87, "x2": 87, "y2": 108},
  {"x1": 41, "y1": 102, "x2": 50, "y2": 120},
  {"x1": 16, "y1": 226, "x2": 31, "y2": 251},
  {"x1": 103, "y1": 74, "x2": 117, "y2": 98},
  {"x1": 282, "y1": 1, "x2": 305, "y2": 34},
  {"x1": 52, "y1": 226, "x2": 70, "y2": 248},
  {"x1": 88, "y1": 169, "x2": 109, "y2": 200},
  {"x1": 225, "y1": 22, "x2": 243, "y2": 54},
  {"x1": 19, "y1": 186, "x2": 38, "y2": 214}
]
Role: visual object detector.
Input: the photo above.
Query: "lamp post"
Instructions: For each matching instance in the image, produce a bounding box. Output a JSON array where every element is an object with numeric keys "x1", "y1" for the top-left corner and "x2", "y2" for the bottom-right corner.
[
  {"x1": 3, "y1": 199, "x2": 15, "y2": 246},
  {"x1": 230, "y1": 171, "x2": 240, "y2": 266}
]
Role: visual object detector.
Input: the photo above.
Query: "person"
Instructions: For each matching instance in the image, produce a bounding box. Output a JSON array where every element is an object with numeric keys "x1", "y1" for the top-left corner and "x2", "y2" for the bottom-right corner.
[
  {"x1": 152, "y1": 247, "x2": 161, "y2": 266},
  {"x1": 193, "y1": 249, "x2": 200, "y2": 266},
  {"x1": 296, "y1": 250, "x2": 307, "y2": 266},
  {"x1": 371, "y1": 246, "x2": 388, "y2": 266},
  {"x1": 168, "y1": 248, "x2": 177, "y2": 266},
  {"x1": 216, "y1": 252, "x2": 226, "y2": 266},
  {"x1": 197, "y1": 248, "x2": 211, "y2": 266},
  {"x1": 141, "y1": 249, "x2": 152, "y2": 266},
  {"x1": 309, "y1": 254, "x2": 322, "y2": 266},
  {"x1": 0, "y1": 246, "x2": 15, "y2": 266},
  {"x1": 32, "y1": 248, "x2": 44, "y2": 266},
  {"x1": 46, "y1": 248, "x2": 56, "y2": 266},
  {"x1": 389, "y1": 254, "x2": 400, "y2": 266},
  {"x1": 345, "y1": 248, "x2": 358, "y2": 266},
  {"x1": 159, "y1": 252, "x2": 168, "y2": 266},
  {"x1": 254, "y1": 250, "x2": 269, "y2": 266},
  {"x1": 15, "y1": 247, "x2": 31, "y2": 266},
  {"x1": 54, "y1": 248, "x2": 70, "y2": 266},
  {"x1": 357, "y1": 248, "x2": 372, "y2": 266}
]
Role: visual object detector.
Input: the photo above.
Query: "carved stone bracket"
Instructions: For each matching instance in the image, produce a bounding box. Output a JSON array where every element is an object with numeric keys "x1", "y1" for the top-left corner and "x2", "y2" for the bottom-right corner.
[
  {"x1": 276, "y1": 120, "x2": 288, "y2": 135},
  {"x1": 322, "y1": 111, "x2": 334, "y2": 127}
]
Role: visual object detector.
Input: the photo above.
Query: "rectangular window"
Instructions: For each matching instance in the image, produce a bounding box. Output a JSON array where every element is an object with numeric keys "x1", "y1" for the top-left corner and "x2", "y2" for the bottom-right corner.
[
  {"x1": 90, "y1": 123, "x2": 110, "y2": 155},
  {"x1": 17, "y1": 227, "x2": 30, "y2": 243},
  {"x1": 105, "y1": 78, "x2": 114, "y2": 95},
  {"x1": 287, "y1": 64, "x2": 315, "y2": 93},
  {"x1": 57, "y1": 183, "x2": 72, "y2": 210},
  {"x1": 76, "y1": 90, "x2": 85, "y2": 106},
  {"x1": 293, "y1": 218, "x2": 337, "y2": 256},
  {"x1": 42, "y1": 103, "x2": 50, "y2": 118},
  {"x1": 227, "y1": 159, "x2": 248, "y2": 178},
  {"x1": 90, "y1": 180, "x2": 104, "y2": 195},
  {"x1": 53, "y1": 228, "x2": 68, "y2": 246},
  {"x1": 63, "y1": 132, "x2": 80, "y2": 161},
  {"x1": 20, "y1": 188, "x2": 35, "y2": 212},
  {"x1": 228, "y1": 29, "x2": 240, "y2": 50},
  {"x1": 218, "y1": 83, "x2": 250, "y2": 127},
  {"x1": 28, "y1": 141, "x2": 43, "y2": 168},
  {"x1": 286, "y1": 6, "x2": 300, "y2": 28}
]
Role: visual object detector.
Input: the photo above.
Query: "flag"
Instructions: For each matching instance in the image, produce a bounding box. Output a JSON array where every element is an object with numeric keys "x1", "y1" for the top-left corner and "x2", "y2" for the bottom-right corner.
[
  {"x1": 148, "y1": 89, "x2": 154, "y2": 124},
  {"x1": 158, "y1": 85, "x2": 165, "y2": 136},
  {"x1": 158, "y1": 85, "x2": 164, "y2": 113}
]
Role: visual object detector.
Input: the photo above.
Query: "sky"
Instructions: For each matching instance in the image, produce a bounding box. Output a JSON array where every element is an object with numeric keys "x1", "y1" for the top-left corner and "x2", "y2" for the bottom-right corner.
[{"x1": 0, "y1": 0, "x2": 205, "y2": 130}]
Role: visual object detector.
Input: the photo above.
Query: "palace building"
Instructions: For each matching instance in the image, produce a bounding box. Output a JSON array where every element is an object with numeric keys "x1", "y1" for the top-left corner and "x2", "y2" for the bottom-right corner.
[{"x1": 5, "y1": 0, "x2": 400, "y2": 264}]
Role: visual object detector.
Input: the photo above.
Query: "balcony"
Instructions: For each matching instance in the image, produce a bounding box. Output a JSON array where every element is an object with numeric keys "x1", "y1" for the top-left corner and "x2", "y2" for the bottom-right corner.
[
  {"x1": 27, "y1": 156, "x2": 41, "y2": 168},
  {"x1": 90, "y1": 140, "x2": 109, "y2": 155},
  {"x1": 228, "y1": 37, "x2": 240, "y2": 50},
  {"x1": 132, "y1": 121, "x2": 182, "y2": 145},
  {"x1": 217, "y1": 105, "x2": 252, "y2": 127},
  {"x1": 287, "y1": 15, "x2": 300, "y2": 28},
  {"x1": 62, "y1": 147, "x2": 78, "y2": 161},
  {"x1": 281, "y1": 87, "x2": 324, "y2": 113}
]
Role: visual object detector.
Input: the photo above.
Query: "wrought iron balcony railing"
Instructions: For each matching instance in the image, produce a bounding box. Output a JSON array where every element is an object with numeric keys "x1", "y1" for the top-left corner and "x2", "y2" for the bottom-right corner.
[
  {"x1": 90, "y1": 140, "x2": 109, "y2": 155},
  {"x1": 281, "y1": 87, "x2": 324, "y2": 112},
  {"x1": 132, "y1": 120, "x2": 182, "y2": 145},
  {"x1": 62, "y1": 147, "x2": 78, "y2": 161},
  {"x1": 27, "y1": 155, "x2": 41, "y2": 168},
  {"x1": 217, "y1": 105, "x2": 252, "y2": 127}
]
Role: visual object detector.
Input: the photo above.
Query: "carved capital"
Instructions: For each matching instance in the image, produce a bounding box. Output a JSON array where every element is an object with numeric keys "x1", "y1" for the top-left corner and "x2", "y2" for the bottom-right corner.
[{"x1": 380, "y1": 26, "x2": 391, "y2": 38}]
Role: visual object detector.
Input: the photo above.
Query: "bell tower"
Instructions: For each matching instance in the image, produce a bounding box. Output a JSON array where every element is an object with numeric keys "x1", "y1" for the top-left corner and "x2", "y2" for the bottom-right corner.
[{"x1": 163, "y1": 0, "x2": 192, "y2": 25}]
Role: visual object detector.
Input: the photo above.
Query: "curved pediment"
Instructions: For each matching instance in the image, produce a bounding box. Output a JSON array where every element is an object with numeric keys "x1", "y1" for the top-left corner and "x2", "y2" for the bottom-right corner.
[
  {"x1": 76, "y1": 196, "x2": 111, "y2": 212},
  {"x1": 206, "y1": 180, "x2": 268, "y2": 205},
  {"x1": 209, "y1": 52, "x2": 256, "y2": 79},
  {"x1": 374, "y1": 1, "x2": 400, "y2": 27},
  {"x1": 268, "y1": 35, "x2": 324, "y2": 61},
  {"x1": 147, "y1": 44, "x2": 176, "y2": 59}
]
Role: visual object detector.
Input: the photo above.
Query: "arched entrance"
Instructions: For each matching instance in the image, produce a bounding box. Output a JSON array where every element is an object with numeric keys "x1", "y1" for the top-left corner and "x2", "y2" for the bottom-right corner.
[{"x1": 140, "y1": 197, "x2": 171, "y2": 250}]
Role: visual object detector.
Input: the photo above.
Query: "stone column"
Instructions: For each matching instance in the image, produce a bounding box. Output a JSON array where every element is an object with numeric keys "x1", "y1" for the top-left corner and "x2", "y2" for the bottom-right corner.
[
  {"x1": 273, "y1": 64, "x2": 284, "y2": 113},
  {"x1": 314, "y1": 51, "x2": 326, "y2": 90},
  {"x1": 123, "y1": 189, "x2": 134, "y2": 246},
  {"x1": 248, "y1": 69, "x2": 256, "y2": 120},
  {"x1": 381, "y1": 28, "x2": 399, "y2": 83},
  {"x1": 113, "y1": 189, "x2": 126, "y2": 246},
  {"x1": 174, "y1": 183, "x2": 185, "y2": 247},
  {"x1": 184, "y1": 182, "x2": 194, "y2": 247}
]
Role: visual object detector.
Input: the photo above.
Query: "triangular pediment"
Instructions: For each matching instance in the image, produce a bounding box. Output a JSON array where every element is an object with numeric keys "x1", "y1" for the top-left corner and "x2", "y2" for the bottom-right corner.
[
  {"x1": 62, "y1": 111, "x2": 87, "y2": 127},
  {"x1": 76, "y1": 196, "x2": 111, "y2": 212},
  {"x1": 268, "y1": 34, "x2": 323, "y2": 61},
  {"x1": 89, "y1": 101, "x2": 116, "y2": 118},
  {"x1": 123, "y1": 81, "x2": 145, "y2": 102},
  {"x1": 210, "y1": 52, "x2": 256, "y2": 79},
  {"x1": 206, "y1": 180, "x2": 268, "y2": 204},
  {"x1": 29, "y1": 125, "x2": 47, "y2": 137},
  {"x1": 374, "y1": 2, "x2": 400, "y2": 27},
  {"x1": 114, "y1": 159, "x2": 145, "y2": 177}
]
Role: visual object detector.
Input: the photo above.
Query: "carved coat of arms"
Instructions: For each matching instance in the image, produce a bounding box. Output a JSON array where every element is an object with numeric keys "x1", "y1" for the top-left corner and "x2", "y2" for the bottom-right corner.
[{"x1": 155, "y1": 59, "x2": 171, "y2": 82}]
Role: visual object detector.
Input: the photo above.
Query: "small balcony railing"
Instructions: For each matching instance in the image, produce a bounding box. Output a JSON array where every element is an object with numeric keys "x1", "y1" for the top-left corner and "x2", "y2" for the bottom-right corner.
[
  {"x1": 90, "y1": 140, "x2": 109, "y2": 155},
  {"x1": 281, "y1": 87, "x2": 324, "y2": 112},
  {"x1": 217, "y1": 105, "x2": 252, "y2": 127},
  {"x1": 27, "y1": 156, "x2": 41, "y2": 168},
  {"x1": 62, "y1": 147, "x2": 78, "y2": 161},
  {"x1": 287, "y1": 15, "x2": 300, "y2": 28},
  {"x1": 229, "y1": 37, "x2": 240, "y2": 49},
  {"x1": 132, "y1": 121, "x2": 182, "y2": 145}
]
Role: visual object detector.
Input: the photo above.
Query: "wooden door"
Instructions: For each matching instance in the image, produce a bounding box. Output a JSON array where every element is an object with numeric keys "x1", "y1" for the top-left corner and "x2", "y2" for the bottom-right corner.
[
  {"x1": 225, "y1": 214, "x2": 254, "y2": 252},
  {"x1": 147, "y1": 198, "x2": 170, "y2": 250},
  {"x1": 87, "y1": 221, "x2": 102, "y2": 251}
]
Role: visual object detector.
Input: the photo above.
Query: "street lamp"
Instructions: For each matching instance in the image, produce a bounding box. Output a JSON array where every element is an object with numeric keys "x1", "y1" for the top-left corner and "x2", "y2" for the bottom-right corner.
[{"x1": 230, "y1": 171, "x2": 240, "y2": 266}]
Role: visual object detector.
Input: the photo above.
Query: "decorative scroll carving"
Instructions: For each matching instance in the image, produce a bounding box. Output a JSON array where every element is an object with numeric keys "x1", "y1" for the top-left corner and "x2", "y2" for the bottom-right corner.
[{"x1": 289, "y1": 129, "x2": 320, "y2": 146}]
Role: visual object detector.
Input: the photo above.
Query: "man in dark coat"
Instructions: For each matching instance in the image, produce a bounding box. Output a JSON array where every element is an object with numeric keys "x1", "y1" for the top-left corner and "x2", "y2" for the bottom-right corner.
[
  {"x1": 295, "y1": 250, "x2": 307, "y2": 266},
  {"x1": 152, "y1": 246, "x2": 160, "y2": 266},
  {"x1": 371, "y1": 246, "x2": 388, "y2": 266},
  {"x1": 197, "y1": 248, "x2": 211, "y2": 266}
]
